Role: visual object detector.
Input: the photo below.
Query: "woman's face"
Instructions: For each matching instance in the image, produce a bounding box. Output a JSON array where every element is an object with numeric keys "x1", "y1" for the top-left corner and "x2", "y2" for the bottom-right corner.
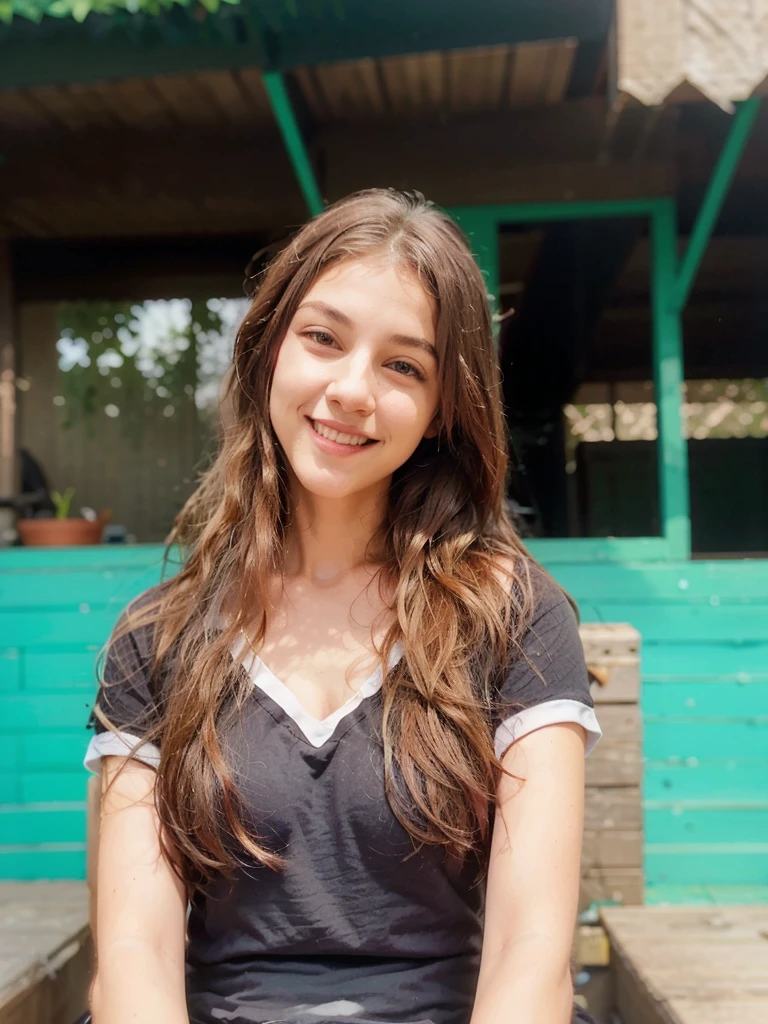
[{"x1": 269, "y1": 257, "x2": 440, "y2": 503}]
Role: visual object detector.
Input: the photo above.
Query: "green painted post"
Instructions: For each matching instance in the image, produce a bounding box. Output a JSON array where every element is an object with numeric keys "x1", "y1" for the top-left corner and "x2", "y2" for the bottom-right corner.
[
  {"x1": 262, "y1": 71, "x2": 324, "y2": 218},
  {"x1": 674, "y1": 97, "x2": 761, "y2": 310},
  {"x1": 449, "y1": 207, "x2": 500, "y2": 335},
  {"x1": 652, "y1": 201, "x2": 691, "y2": 559}
]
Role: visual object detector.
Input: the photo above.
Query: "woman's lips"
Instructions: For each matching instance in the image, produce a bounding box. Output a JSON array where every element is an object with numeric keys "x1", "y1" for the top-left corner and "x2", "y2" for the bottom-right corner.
[{"x1": 307, "y1": 417, "x2": 380, "y2": 456}]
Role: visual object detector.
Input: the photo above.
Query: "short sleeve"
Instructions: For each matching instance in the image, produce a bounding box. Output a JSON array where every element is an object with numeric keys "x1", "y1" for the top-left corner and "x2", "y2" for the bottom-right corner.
[
  {"x1": 83, "y1": 592, "x2": 164, "y2": 775},
  {"x1": 494, "y1": 578, "x2": 601, "y2": 758}
]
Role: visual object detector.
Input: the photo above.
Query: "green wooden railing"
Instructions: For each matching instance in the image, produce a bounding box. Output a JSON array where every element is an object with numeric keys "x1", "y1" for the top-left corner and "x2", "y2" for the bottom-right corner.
[{"x1": 2, "y1": 544, "x2": 768, "y2": 902}]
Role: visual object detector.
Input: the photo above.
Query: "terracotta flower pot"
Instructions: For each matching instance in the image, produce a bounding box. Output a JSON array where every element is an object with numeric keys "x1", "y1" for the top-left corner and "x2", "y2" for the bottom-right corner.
[{"x1": 17, "y1": 518, "x2": 103, "y2": 547}]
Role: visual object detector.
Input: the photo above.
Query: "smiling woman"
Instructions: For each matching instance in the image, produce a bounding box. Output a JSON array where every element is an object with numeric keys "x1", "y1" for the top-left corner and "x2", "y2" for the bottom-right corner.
[
  {"x1": 85, "y1": 189, "x2": 600, "y2": 1024},
  {"x1": 270, "y1": 259, "x2": 440, "y2": 503}
]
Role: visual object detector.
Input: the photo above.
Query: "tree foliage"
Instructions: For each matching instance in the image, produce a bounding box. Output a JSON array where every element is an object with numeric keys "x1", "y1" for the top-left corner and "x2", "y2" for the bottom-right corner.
[
  {"x1": 55, "y1": 298, "x2": 232, "y2": 442},
  {"x1": 1, "y1": 0, "x2": 244, "y2": 25}
]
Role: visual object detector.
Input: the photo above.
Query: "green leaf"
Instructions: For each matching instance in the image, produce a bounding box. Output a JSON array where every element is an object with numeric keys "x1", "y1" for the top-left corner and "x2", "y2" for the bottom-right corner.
[
  {"x1": 0, "y1": 1, "x2": 13, "y2": 24},
  {"x1": 71, "y1": 0, "x2": 93, "y2": 21}
]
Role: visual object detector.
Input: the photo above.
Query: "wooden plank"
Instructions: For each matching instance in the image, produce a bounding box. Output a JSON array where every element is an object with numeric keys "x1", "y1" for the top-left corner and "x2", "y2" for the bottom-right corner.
[
  {"x1": 23, "y1": 651, "x2": 98, "y2": 691},
  {"x1": 0, "y1": 91, "x2": 53, "y2": 132},
  {"x1": 19, "y1": 732, "x2": 89, "y2": 772},
  {"x1": 0, "y1": 543, "x2": 166, "y2": 571},
  {"x1": 541, "y1": 39, "x2": 577, "y2": 104},
  {"x1": 378, "y1": 51, "x2": 445, "y2": 117},
  {"x1": 194, "y1": 70, "x2": 260, "y2": 126},
  {"x1": 582, "y1": 829, "x2": 643, "y2": 869},
  {"x1": 643, "y1": 645, "x2": 768, "y2": 682},
  {"x1": 602, "y1": 906, "x2": 768, "y2": 1024},
  {"x1": 646, "y1": 806, "x2": 768, "y2": 845},
  {"x1": 644, "y1": 680, "x2": 768, "y2": 717},
  {"x1": 0, "y1": 848, "x2": 86, "y2": 882},
  {"x1": 579, "y1": 622, "x2": 640, "y2": 661},
  {"x1": 645, "y1": 759, "x2": 768, "y2": 803},
  {"x1": 102, "y1": 78, "x2": 178, "y2": 131},
  {"x1": 595, "y1": 604, "x2": 768, "y2": 642},
  {"x1": 584, "y1": 786, "x2": 643, "y2": 830},
  {"x1": 232, "y1": 68, "x2": 271, "y2": 120},
  {"x1": 1, "y1": 695, "x2": 99, "y2": 731},
  {"x1": 508, "y1": 41, "x2": 553, "y2": 108},
  {"x1": 581, "y1": 867, "x2": 644, "y2": 907},
  {"x1": 652, "y1": 844, "x2": 768, "y2": 884},
  {"x1": 0, "y1": 609, "x2": 117, "y2": 648},
  {"x1": 0, "y1": 808, "x2": 85, "y2": 846},
  {"x1": 149, "y1": 73, "x2": 221, "y2": 128},
  {"x1": 314, "y1": 58, "x2": 385, "y2": 120},
  {"x1": 61, "y1": 83, "x2": 120, "y2": 130},
  {"x1": 556, "y1": 560, "x2": 768, "y2": 604},
  {"x1": 0, "y1": 655, "x2": 20, "y2": 693},
  {"x1": 20, "y1": 774, "x2": 87, "y2": 804},
  {"x1": 645, "y1": 847, "x2": 768, "y2": 886},
  {"x1": 589, "y1": 662, "x2": 640, "y2": 703},
  {"x1": 666, "y1": 1002, "x2": 768, "y2": 1024},
  {"x1": 645, "y1": 720, "x2": 768, "y2": 762},
  {"x1": 585, "y1": 739, "x2": 642, "y2": 787},
  {"x1": 22, "y1": 85, "x2": 92, "y2": 132},
  {"x1": 590, "y1": 704, "x2": 641, "y2": 741},
  {"x1": 446, "y1": 46, "x2": 509, "y2": 113},
  {"x1": 0, "y1": 881, "x2": 89, "y2": 1021},
  {"x1": 0, "y1": 567, "x2": 151, "y2": 608}
]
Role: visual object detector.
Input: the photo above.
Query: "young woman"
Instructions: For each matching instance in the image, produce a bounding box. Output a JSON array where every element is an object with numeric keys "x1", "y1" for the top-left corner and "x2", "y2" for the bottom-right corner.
[{"x1": 85, "y1": 189, "x2": 601, "y2": 1024}]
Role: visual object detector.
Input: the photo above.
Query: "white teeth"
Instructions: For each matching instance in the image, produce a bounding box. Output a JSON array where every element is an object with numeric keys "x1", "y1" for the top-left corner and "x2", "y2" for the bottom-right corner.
[{"x1": 313, "y1": 421, "x2": 372, "y2": 446}]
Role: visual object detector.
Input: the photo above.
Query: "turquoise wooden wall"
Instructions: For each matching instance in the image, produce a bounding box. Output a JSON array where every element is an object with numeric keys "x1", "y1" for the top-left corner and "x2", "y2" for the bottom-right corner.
[{"x1": 1, "y1": 544, "x2": 767, "y2": 904}]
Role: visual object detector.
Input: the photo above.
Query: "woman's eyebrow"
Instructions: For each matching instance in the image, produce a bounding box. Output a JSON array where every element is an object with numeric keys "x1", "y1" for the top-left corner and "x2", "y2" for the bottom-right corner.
[
  {"x1": 390, "y1": 334, "x2": 438, "y2": 362},
  {"x1": 297, "y1": 300, "x2": 353, "y2": 327},
  {"x1": 298, "y1": 299, "x2": 437, "y2": 361}
]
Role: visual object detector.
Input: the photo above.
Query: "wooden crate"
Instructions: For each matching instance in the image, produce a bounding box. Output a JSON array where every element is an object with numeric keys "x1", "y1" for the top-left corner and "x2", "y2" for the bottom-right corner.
[
  {"x1": 579, "y1": 622, "x2": 643, "y2": 913},
  {"x1": 573, "y1": 624, "x2": 643, "y2": 1022}
]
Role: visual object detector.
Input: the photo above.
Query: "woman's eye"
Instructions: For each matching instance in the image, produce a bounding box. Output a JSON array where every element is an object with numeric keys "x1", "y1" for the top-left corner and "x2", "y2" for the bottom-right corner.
[
  {"x1": 389, "y1": 360, "x2": 425, "y2": 381},
  {"x1": 306, "y1": 330, "x2": 336, "y2": 347}
]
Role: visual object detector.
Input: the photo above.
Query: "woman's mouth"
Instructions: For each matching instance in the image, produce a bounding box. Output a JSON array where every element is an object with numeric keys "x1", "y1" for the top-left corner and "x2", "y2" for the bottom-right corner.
[{"x1": 308, "y1": 418, "x2": 378, "y2": 452}]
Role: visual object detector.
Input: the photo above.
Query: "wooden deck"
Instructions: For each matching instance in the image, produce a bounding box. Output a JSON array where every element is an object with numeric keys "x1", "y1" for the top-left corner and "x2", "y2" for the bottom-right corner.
[
  {"x1": 0, "y1": 882, "x2": 90, "y2": 1024},
  {"x1": 602, "y1": 905, "x2": 768, "y2": 1024}
]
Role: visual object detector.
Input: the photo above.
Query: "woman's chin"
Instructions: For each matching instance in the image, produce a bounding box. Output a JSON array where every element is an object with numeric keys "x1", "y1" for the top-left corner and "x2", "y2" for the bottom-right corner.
[{"x1": 290, "y1": 465, "x2": 389, "y2": 504}]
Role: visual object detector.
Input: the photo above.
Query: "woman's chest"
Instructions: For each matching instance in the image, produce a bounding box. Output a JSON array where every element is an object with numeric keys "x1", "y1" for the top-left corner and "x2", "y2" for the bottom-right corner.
[
  {"x1": 221, "y1": 690, "x2": 415, "y2": 861},
  {"x1": 254, "y1": 577, "x2": 391, "y2": 721}
]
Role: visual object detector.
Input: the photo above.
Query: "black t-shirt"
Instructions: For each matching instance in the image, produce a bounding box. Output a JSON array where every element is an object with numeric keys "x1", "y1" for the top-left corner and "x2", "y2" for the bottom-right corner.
[{"x1": 85, "y1": 574, "x2": 600, "y2": 1024}]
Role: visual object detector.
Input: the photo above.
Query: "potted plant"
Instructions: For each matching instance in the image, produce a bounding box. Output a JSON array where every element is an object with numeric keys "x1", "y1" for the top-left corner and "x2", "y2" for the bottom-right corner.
[{"x1": 17, "y1": 487, "x2": 103, "y2": 547}]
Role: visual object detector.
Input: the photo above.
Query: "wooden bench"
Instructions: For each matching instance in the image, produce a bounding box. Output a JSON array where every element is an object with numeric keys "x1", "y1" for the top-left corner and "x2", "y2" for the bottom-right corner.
[
  {"x1": 0, "y1": 882, "x2": 90, "y2": 1024},
  {"x1": 601, "y1": 904, "x2": 768, "y2": 1024}
]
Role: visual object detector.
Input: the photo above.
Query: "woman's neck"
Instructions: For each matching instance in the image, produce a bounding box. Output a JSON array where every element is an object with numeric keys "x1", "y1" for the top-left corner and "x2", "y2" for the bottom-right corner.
[{"x1": 285, "y1": 485, "x2": 388, "y2": 586}]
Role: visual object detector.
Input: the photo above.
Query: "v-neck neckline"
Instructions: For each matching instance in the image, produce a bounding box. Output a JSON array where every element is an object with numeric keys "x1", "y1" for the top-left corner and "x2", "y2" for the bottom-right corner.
[{"x1": 230, "y1": 632, "x2": 403, "y2": 748}]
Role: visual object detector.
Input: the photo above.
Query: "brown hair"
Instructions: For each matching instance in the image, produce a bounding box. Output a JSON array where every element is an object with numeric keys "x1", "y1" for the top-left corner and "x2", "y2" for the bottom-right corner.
[{"x1": 97, "y1": 189, "x2": 538, "y2": 895}]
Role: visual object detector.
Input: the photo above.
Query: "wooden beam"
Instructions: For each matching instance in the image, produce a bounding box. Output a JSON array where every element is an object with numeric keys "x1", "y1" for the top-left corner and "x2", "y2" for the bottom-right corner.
[{"x1": 0, "y1": 105, "x2": 677, "y2": 238}]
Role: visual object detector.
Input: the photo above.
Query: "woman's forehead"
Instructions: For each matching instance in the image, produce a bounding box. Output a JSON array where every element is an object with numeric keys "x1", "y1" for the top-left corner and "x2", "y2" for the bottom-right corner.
[{"x1": 299, "y1": 257, "x2": 437, "y2": 341}]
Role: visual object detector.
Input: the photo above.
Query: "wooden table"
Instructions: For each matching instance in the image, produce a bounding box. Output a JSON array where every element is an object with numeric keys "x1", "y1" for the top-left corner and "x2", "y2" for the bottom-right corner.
[
  {"x1": 602, "y1": 905, "x2": 768, "y2": 1024},
  {"x1": 0, "y1": 882, "x2": 90, "y2": 1024}
]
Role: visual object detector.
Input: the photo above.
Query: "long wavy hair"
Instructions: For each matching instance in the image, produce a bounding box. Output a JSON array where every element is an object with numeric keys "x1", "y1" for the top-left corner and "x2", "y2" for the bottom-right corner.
[{"x1": 97, "y1": 189, "x2": 540, "y2": 896}]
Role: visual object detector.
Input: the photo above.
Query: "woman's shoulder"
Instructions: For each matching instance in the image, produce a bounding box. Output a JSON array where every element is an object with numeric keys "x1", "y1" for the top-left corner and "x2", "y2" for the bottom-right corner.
[{"x1": 492, "y1": 553, "x2": 573, "y2": 623}]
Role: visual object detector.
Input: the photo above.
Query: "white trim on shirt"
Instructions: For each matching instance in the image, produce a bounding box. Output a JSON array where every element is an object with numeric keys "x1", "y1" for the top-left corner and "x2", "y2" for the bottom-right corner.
[{"x1": 494, "y1": 698, "x2": 602, "y2": 759}]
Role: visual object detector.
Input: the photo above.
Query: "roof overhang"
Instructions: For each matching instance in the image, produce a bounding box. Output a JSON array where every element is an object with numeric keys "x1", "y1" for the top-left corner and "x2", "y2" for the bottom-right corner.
[
  {"x1": 617, "y1": 0, "x2": 768, "y2": 111},
  {"x1": 0, "y1": 0, "x2": 612, "y2": 90}
]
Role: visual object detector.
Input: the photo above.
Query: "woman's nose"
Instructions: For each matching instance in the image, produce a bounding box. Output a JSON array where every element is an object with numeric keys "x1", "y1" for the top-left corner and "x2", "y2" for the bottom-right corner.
[{"x1": 326, "y1": 356, "x2": 376, "y2": 414}]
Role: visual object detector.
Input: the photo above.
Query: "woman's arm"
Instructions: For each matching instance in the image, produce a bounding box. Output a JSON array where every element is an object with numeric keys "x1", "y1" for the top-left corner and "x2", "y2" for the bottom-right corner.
[
  {"x1": 90, "y1": 755, "x2": 189, "y2": 1024},
  {"x1": 470, "y1": 722, "x2": 587, "y2": 1024}
]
